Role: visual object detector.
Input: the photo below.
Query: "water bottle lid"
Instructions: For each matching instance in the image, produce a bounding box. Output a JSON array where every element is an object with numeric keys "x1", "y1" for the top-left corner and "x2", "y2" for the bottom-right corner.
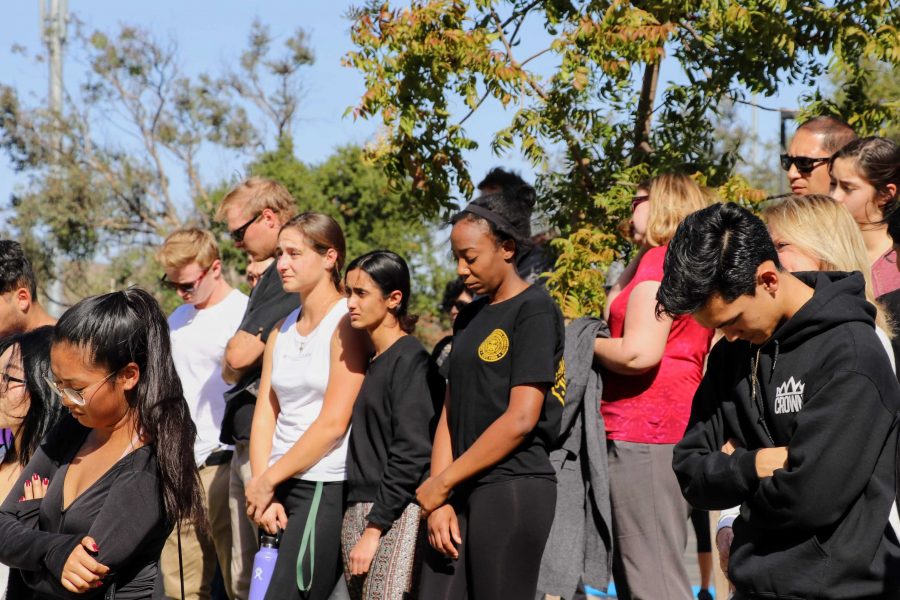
[{"x1": 260, "y1": 533, "x2": 279, "y2": 548}]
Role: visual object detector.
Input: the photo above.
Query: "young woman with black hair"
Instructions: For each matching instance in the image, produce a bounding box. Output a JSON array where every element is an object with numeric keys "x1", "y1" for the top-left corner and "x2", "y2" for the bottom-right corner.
[
  {"x1": 416, "y1": 190, "x2": 566, "y2": 599},
  {"x1": 0, "y1": 326, "x2": 63, "y2": 598},
  {"x1": 0, "y1": 288, "x2": 205, "y2": 598},
  {"x1": 340, "y1": 250, "x2": 444, "y2": 599},
  {"x1": 244, "y1": 213, "x2": 368, "y2": 600}
]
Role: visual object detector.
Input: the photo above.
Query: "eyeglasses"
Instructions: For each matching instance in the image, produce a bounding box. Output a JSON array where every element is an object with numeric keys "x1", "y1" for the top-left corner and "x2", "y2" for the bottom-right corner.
[
  {"x1": 631, "y1": 194, "x2": 649, "y2": 213},
  {"x1": 779, "y1": 154, "x2": 831, "y2": 173},
  {"x1": 230, "y1": 212, "x2": 262, "y2": 243},
  {"x1": 0, "y1": 373, "x2": 25, "y2": 395},
  {"x1": 160, "y1": 267, "x2": 210, "y2": 295},
  {"x1": 43, "y1": 371, "x2": 117, "y2": 407}
]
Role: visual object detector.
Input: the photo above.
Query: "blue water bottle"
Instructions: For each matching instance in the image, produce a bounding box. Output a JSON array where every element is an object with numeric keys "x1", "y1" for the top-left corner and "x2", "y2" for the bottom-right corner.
[{"x1": 248, "y1": 531, "x2": 280, "y2": 600}]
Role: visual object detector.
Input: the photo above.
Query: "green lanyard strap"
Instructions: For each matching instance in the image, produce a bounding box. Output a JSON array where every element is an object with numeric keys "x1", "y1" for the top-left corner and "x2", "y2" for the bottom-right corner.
[{"x1": 296, "y1": 481, "x2": 324, "y2": 592}]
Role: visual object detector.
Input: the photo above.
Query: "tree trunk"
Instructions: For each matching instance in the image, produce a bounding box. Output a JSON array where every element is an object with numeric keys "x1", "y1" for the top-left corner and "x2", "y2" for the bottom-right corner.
[{"x1": 631, "y1": 59, "x2": 661, "y2": 165}]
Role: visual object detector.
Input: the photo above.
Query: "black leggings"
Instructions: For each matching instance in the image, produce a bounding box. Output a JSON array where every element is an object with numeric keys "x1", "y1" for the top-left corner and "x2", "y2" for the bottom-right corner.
[
  {"x1": 264, "y1": 479, "x2": 345, "y2": 600},
  {"x1": 418, "y1": 477, "x2": 556, "y2": 600}
]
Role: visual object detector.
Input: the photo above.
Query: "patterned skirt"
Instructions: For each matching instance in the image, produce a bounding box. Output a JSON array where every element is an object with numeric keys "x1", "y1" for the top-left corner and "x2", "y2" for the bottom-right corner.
[{"x1": 341, "y1": 501, "x2": 424, "y2": 600}]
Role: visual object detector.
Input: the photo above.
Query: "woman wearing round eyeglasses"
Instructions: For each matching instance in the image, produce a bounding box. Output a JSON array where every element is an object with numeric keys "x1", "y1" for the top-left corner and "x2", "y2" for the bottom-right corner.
[
  {"x1": 594, "y1": 173, "x2": 713, "y2": 599},
  {"x1": 0, "y1": 288, "x2": 205, "y2": 599},
  {"x1": 0, "y1": 326, "x2": 64, "y2": 599}
]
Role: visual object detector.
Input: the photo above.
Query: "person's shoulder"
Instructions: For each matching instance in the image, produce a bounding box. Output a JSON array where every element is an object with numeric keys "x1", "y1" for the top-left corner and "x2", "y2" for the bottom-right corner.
[
  {"x1": 167, "y1": 303, "x2": 194, "y2": 327},
  {"x1": 516, "y1": 285, "x2": 563, "y2": 319},
  {"x1": 40, "y1": 414, "x2": 87, "y2": 460},
  {"x1": 634, "y1": 245, "x2": 667, "y2": 278}
]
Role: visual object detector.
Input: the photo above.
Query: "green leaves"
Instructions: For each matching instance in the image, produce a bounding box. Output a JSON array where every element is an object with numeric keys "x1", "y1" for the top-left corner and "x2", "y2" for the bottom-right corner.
[{"x1": 347, "y1": 0, "x2": 898, "y2": 317}]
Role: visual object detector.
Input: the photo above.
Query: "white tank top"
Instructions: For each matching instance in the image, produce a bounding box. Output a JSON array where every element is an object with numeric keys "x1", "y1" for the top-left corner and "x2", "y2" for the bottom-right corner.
[{"x1": 268, "y1": 301, "x2": 350, "y2": 481}]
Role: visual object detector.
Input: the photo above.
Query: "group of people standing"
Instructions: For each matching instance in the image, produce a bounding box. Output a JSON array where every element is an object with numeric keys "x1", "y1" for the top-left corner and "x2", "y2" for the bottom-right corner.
[{"x1": 0, "y1": 114, "x2": 896, "y2": 600}]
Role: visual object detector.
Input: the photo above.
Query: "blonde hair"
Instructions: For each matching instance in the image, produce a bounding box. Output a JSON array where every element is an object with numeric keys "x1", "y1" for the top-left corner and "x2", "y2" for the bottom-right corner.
[
  {"x1": 158, "y1": 228, "x2": 219, "y2": 270},
  {"x1": 762, "y1": 194, "x2": 894, "y2": 337},
  {"x1": 280, "y1": 212, "x2": 346, "y2": 290},
  {"x1": 215, "y1": 177, "x2": 297, "y2": 223},
  {"x1": 644, "y1": 173, "x2": 710, "y2": 247}
]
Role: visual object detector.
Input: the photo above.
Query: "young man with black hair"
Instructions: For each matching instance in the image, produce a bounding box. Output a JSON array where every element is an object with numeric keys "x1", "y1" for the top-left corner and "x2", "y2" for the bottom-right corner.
[
  {"x1": 657, "y1": 202, "x2": 900, "y2": 599},
  {"x1": 0, "y1": 240, "x2": 55, "y2": 338}
]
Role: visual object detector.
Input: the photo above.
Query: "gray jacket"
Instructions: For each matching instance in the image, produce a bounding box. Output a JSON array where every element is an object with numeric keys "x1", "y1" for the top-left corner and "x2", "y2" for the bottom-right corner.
[{"x1": 538, "y1": 316, "x2": 613, "y2": 599}]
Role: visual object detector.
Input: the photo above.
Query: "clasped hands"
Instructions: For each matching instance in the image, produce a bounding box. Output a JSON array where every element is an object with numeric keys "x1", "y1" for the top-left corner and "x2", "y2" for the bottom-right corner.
[
  {"x1": 245, "y1": 471, "x2": 288, "y2": 535},
  {"x1": 20, "y1": 473, "x2": 108, "y2": 593}
]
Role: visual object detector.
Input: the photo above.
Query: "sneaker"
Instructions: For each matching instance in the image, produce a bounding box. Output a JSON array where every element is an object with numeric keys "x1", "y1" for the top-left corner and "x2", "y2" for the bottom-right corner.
[{"x1": 697, "y1": 589, "x2": 714, "y2": 600}]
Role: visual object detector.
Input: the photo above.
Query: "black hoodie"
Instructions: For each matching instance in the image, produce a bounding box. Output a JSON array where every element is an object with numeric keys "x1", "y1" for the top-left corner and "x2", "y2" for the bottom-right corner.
[{"x1": 674, "y1": 271, "x2": 900, "y2": 599}]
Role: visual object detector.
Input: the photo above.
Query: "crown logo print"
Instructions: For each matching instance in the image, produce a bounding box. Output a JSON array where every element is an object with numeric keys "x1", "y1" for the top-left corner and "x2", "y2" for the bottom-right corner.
[
  {"x1": 776, "y1": 376, "x2": 805, "y2": 397},
  {"x1": 774, "y1": 376, "x2": 805, "y2": 415}
]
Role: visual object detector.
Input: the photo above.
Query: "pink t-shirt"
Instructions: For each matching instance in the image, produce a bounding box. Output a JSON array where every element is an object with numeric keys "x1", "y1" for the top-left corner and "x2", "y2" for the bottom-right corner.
[
  {"x1": 601, "y1": 245, "x2": 713, "y2": 444},
  {"x1": 872, "y1": 248, "x2": 900, "y2": 298}
]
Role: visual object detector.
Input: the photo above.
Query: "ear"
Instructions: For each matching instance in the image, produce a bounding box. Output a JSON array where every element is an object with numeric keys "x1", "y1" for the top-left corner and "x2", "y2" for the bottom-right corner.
[
  {"x1": 13, "y1": 288, "x2": 31, "y2": 313},
  {"x1": 261, "y1": 208, "x2": 279, "y2": 229},
  {"x1": 757, "y1": 260, "x2": 780, "y2": 295},
  {"x1": 499, "y1": 238, "x2": 517, "y2": 261},
  {"x1": 878, "y1": 183, "x2": 898, "y2": 209},
  {"x1": 209, "y1": 258, "x2": 223, "y2": 277},
  {"x1": 119, "y1": 362, "x2": 140, "y2": 393},
  {"x1": 386, "y1": 289, "x2": 403, "y2": 310},
  {"x1": 323, "y1": 247, "x2": 339, "y2": 271}
]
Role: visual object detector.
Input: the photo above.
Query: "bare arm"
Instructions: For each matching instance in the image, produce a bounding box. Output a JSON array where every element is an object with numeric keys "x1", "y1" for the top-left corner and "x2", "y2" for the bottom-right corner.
[
  {"x1": 222, "y1": 330, "x2": 266, "y2": 384},
  {"x1": 594, "y1": 280, "x2": 672, "y2": 375},
  {"x1": 429, "y1": 387, "x2": 454, "y2": 476},
  {"x1": 249, "y1": 328, "x2": 281, "y2": 478}
]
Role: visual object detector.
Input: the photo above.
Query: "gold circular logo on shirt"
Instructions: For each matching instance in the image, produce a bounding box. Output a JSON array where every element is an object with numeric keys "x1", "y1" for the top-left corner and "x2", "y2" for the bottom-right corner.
[{"x1": 478, "y1": 329, "x2": 509, "y2": 362}]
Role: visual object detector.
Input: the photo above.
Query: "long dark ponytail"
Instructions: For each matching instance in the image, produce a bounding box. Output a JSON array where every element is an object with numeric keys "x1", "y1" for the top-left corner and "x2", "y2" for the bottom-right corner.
[{"x1": 52, "y1": 288, "x2": 205, "y2": 528}]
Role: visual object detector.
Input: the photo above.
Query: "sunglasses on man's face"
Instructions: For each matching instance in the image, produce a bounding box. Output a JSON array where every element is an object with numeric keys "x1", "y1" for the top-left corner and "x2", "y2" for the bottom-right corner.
[
  {"x1": 160, "y1": 267, "x2": 210, "y2": 295},
  {"x1": 230, "y1": 212, "x2": 262, "y2": 243},
  {"x1": 779, "y1": 154, "x2": 831, "y2": 174}
]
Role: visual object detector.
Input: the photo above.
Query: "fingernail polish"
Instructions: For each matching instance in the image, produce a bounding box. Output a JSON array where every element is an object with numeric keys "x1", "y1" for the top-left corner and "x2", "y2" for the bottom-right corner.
[
  {"x1": 18, "y1": 496, "x2": 24, "y2": 502},
  {"x1": 92, "y1": 543, "x2": 99, "y2": 552},
  {"x1": 32, "y1": 473, "x2": 38, "y2": 480},
  {"x1": 24, "y1": 480, "x2": 30, "y2": 487},
  {"x1": 42, "y1": 478, "x2": 49, "y2": 486}
]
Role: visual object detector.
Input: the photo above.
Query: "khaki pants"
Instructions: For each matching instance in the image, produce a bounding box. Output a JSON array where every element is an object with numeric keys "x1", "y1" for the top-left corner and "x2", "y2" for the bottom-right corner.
[
  {"x1": 161, "y1": 459, "x2": 232, "y2": 600},
  {"x1": 228, "y1": 442, "x2": 258, "y2": 600}
]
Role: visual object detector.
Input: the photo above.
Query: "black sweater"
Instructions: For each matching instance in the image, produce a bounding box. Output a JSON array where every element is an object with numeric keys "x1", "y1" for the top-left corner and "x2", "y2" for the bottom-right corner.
[
  {"x1": 674, "y1": 272, "x2": 900, "y2": 599},
  {"x1": 0, "y1": 415, "x2": 170, "y2": 599},
  {"x1": 346, "y1": 335, "x2": 444, "y2": 529}
]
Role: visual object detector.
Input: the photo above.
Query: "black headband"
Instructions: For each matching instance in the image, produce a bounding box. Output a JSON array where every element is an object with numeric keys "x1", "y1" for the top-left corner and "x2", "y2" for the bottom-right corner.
[{"x1": 459, "y1": 203, "x2": 518, "y2": 236}]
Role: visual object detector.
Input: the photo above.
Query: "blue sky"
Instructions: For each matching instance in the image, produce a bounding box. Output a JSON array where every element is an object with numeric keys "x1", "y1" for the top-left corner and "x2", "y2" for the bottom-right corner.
[{"x1": 0, "y1": 1, "x2": 812, "y2": 217}]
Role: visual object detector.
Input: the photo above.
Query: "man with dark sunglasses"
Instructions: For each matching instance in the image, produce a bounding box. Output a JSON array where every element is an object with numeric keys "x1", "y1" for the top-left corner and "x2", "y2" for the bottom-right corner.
[
  {"x1": 213, "y1": 177, "x2": 299, "y2": 599},
  {"x1": 157, "y1": 227, "x2": 249, "y2": 600},
  {"x1": 782, "y1": 116, "x2": 856, "y2": 196}
]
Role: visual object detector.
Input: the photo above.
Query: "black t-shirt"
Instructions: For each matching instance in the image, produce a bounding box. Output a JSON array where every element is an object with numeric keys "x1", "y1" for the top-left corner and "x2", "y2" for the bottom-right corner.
[
  {"x1": 220, "y1": 261, "x2": 299, "y2": 444},
  {"x1": 346, "y1": 336, "x2": 444, "y2": 529},
  {"x1": 448, "y1": 284, "x2": 565, "y2": 485},
  {"x1": 430, "y1": 334, "x2": 453, "y2": 380}
]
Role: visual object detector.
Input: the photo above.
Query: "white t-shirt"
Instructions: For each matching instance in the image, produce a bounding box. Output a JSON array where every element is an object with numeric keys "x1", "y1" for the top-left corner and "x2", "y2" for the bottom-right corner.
[
  {"x1": 268, "y1": 302, "x2": 350, "y2": 482},
  {"x1": 169, "y1": 288, "x2": 249, "y2": 465}
]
